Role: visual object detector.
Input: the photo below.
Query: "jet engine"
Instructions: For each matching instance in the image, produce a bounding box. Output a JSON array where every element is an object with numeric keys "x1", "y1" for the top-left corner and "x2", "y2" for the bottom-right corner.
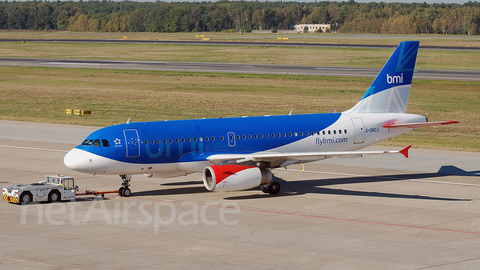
[{"x1": 203, "y1": 165, "x2": 278, "y2": 193}]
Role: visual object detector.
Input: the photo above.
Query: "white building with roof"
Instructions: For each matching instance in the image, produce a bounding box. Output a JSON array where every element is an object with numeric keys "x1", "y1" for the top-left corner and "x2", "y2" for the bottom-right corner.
[{"x1": 294, "y1": 24, "x2": 331, "y2": 33}]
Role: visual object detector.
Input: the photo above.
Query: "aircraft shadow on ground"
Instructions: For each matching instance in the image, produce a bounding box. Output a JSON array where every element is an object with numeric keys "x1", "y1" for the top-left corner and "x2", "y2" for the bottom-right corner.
[
  {"x1": 224, "y1": 165, "x2": 477, "y2": 201},
  {"x1": 131, "y1": 186, "x2": 207, "y2": 197},
  {"x1": 125, "y1": 165, "x2": 477, "y2": 200}
]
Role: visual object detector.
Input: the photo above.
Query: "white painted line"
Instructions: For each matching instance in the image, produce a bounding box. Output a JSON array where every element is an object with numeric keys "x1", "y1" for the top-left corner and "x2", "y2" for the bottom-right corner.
[
  {"x1": 0, "y1": 145, "x2": 68, "y2": 153},
  {"x1": 288, "y1": 169, "x2": 480, "y2": 187}
]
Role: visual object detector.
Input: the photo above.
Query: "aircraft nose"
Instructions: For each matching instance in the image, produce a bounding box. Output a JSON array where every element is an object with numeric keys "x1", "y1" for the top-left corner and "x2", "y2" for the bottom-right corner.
[{"x1": 64, "y1": 148, "x2": 88, "y2": 171}]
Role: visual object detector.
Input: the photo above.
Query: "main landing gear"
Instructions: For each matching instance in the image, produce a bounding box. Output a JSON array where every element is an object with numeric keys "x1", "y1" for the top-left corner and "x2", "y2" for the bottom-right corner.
[
  {"x1": 260, "y1": 180, "x2": 280, "y2": 195},
  {"x1": 118, "y1": 174, "x2": 132, "y2": 197}
]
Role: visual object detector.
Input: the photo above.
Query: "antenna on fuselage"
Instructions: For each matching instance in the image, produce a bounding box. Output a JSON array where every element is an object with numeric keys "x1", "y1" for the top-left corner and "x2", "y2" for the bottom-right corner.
[
  {"x1": 126, "y1": 118, "x2": 131, "y2": 124},
  {"x1": 288, "y1": 110, "x2": 293, "y2": 116}
]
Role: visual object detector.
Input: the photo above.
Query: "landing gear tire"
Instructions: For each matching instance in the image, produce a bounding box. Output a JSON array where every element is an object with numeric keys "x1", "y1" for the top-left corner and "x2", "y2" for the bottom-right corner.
[
  {"x1": 20, "y1": 192, "x2": 32, "y2": 205},
  {"x1": 118, "y1": 174, "x2": 132, "y2": 197},
  {"x1": 266, "y1": 181, "x2": 280, "y2": 195},
  {"x1": 261, "y1": 184, "x2": 268, "y2": 193}
]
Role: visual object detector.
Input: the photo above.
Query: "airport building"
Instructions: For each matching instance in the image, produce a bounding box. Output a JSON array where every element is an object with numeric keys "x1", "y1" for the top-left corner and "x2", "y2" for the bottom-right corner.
[{"x1": 294, "y1": 24, "x2": 331, "y2": 33}]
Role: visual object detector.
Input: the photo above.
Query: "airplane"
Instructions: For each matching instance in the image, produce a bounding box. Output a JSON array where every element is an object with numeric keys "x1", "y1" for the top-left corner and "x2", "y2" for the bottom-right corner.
[{"x1": 63, "y1": 41, "x2": 458, "y2": 197}]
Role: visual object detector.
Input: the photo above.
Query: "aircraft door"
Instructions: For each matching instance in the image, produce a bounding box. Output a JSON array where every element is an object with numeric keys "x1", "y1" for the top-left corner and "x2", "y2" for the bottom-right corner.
[
  {"x1": 351, "y1": 118, "x2": 365, "y2": 144},
  {"x1": 124, "y1": 129, "x2": 140, "y2": 157},
  {"x1": 227, "y1": 132, "x2": 236, "y2": 147}
]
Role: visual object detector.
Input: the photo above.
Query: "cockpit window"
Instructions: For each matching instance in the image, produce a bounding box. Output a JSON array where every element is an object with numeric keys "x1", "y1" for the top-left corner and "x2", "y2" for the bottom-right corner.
[
  {"x1": 92, "y1": 139, "x2": 101, "y2": 147},
  {"x1": 82, "y1": 139, "x2": 94, "y2": 146},
  {"x1": 102, "y1": 139, "x2": 110, "y2": 147}
]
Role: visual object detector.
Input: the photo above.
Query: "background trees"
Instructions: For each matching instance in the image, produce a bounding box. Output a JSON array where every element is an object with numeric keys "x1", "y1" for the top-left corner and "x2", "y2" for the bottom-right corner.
[{"x1": 0, "y1": 1, "x2": 478, "y2": 35}]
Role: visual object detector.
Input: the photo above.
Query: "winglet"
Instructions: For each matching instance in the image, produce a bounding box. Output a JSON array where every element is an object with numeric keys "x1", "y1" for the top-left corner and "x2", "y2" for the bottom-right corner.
[{"x1": 399, "y1": 145, "x2": 412, "y2": 158}]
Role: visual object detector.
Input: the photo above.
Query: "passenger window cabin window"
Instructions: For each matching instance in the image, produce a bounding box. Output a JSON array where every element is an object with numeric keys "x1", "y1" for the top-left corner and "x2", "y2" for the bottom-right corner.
[
  {"x1": 260, "y1": 134, "x2": 263, "y2": 139},
  {"x1": 211, "y1": 136, "x2": 215, "y2": 141},
  {"x1": 169, "y1": 139, "x2": 173, "y2": 144},
  {"x1": 164, "y1": 139, "x2": 167, "y2": 144},
  {"x1": 220, "y1": 136, "x2": 224, "y2": 141},
  {"x1": 145, "y1": 140, "x2": 148, "y2": 145},
  {"x1": 92, "y1": 139, "x2": 101, "y2": 147},
  {"x1": 344, "y1": 129, "x2": 347, "y2": 134},
  {"x1": 151, "y1": 140, "x2": 155, "y2": 145},
  {"x1": 265, "y1": 133, "x2": 269, "y2": 138},
  {"x1": 254, "y1": 134, "x2": 258, "y2": 139},
  {"x1": 102, "y1": 139, "x2": 110, "y2": 147},
  {"x1": 333, "y1": 130, "x2": 336, "y2": 135},
  {"x1": 322, "y1": 131, "x2": 325, "y2": 135},
  {"x1": 157, "y1": 139, "x2": 161, "y2": 144},
  {"x1": 243, "y1": 135, "x2": 246, "y2": 139},
  {"x1": 339, "y1": 130, "x2": 342, "y2": 134},
  {"x1": 306, "y1": 131, "x2": 309, "y2": 136},
  {"x1": 205, "y1": 137, "x2": 209, "y2": 142},
  {"x1": 237, "y1": 135, "x2": 240, "y2": 140},
  {"x1": 278, "y1": 133, "x2": 281, "y2": 138},
  {"x1": 229, "y1": 135, "x2": 233, "y2": 140},
  {"x1": 328, "y1": 130, "x2": 331, "y2": 135},
  {"x1": 288, "y1": 132, "x2": 292, "y2": 137},
  {"x1": 295, "y1": 132, "x2": 298, "y2": 137},
  {"x1": 194, "y1": 138, "x2": 197, "y2": 142},
  {"x1": 299, "y1": 132, "x2": 303, "y2": 136},
  {"x1": 199, "y1": 137, "x2": 203, "y2": 142},
  {"x1": 272, "y1": 133, "x2": 275, "y2": 138},
  {"x1": 188, "y1": 138, "x2": 191, "y2": 143},
  {"x1": 181, "y1": 138, "x2": 185, "y2": 143},
  {"x1": 283, "y1": 133, "x2": 286, "y2": 137},
  {"x1": 175, "y1": 138, "x2": 179, "y2": 143},
  {"x1": 248, "y1": 134, "x2": 252, "y2": 139}
]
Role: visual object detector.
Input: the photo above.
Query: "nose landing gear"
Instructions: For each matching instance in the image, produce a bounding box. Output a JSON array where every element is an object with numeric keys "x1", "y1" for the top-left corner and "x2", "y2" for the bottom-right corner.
[{"x1": 118, "y1": 174, "x2": 132, "y2": 197}]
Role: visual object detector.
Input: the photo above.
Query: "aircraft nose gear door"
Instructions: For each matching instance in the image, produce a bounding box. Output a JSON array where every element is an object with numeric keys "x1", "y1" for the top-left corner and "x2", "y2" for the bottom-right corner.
[
  {"x1": 124, "y1": 129, "x2": 140, "y2": 157},
  {"x1": 351, "y1": 118, "x2": 365, "y2": 144}
]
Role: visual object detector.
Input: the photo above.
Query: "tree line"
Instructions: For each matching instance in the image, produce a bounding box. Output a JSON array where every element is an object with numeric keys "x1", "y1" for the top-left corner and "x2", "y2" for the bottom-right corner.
[{"x1": 1, "y1": 0, "x2": 480, "y2": 35}]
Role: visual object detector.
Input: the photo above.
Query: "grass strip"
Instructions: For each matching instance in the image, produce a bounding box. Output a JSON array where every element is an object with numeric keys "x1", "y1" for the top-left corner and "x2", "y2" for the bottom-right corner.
[{"x1": 0, "y1": 66, "x2": 477, "y2": 151}]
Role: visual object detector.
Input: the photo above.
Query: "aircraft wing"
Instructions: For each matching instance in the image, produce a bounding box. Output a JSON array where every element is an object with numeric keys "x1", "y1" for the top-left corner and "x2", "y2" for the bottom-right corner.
[
  {"x1": 207, "y1": 145, "x2": 412, "y2": 166},
  {"x1": 383, "y1": 121, "x2": 459, "y2": 128}
]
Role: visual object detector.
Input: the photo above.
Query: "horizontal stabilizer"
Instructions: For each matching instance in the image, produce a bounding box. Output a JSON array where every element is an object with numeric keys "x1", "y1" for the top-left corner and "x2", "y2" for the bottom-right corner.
[{"x1": 383, "y1": 121, "x2": 459, "y2": 128}]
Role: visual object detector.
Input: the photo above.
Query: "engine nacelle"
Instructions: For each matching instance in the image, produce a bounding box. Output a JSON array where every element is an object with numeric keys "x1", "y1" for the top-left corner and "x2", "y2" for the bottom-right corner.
[{"x1": 203, "y1": 165, "x2": 272, "y2": 192}]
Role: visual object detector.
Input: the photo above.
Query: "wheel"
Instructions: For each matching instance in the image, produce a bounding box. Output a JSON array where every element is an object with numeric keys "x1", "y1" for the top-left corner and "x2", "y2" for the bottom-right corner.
[
  {"x1": 20, "y1": 192, "x2": 32, "y2": 205},
  {"x1": 267, "y1": 181, "x2": 281, "y2": 195},
  {"x1": 261, "y1": 184, "x2": 268, "y2": 193},
  {"x1": 48, "y1": 190, "x2": 61, "y2": 202},
  {"x1": 123, "y1": 188, "x2": 131, "y2": 197},
  {"x1": 118, "y1": 187, "x2": 124, "y2": 196}
]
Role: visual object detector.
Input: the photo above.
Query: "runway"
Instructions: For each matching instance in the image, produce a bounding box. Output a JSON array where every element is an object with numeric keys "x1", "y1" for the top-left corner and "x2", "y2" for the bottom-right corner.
[
  {"x1": 1, "y1": 57, "x2": 480, "y2": 82},
  {"x1": 1, "y1": 38, "x2": 480, "y2": 51},
  {"x1": 1, "y1": 120, "x2": 480, "y2": 269}
]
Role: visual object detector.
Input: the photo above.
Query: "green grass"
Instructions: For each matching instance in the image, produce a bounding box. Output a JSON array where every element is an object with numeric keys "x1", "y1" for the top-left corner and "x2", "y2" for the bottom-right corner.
[
  {"x1": 0, "y1": 66, "x2": 478, "y2": 152},
  {"x1": 2, "y1": 31, "x2": 480, "y2": 47},
  {"x1": 1, "y1": 40, "x2": 480, "y2": 71}
]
